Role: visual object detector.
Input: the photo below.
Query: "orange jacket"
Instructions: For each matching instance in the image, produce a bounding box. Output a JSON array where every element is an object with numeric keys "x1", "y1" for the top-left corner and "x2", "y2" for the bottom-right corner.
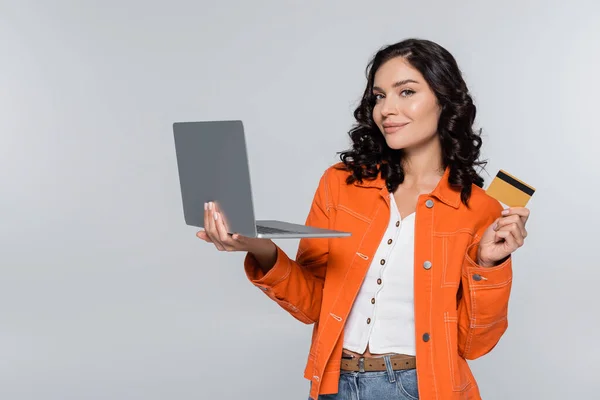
[{"x1": 244, "y1": 163, "x2": 513, "y2": 400}]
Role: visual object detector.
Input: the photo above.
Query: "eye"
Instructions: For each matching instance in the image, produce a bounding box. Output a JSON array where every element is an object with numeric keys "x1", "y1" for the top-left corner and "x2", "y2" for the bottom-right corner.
[
  {"x1": 372, "y1": 93, "x2": 384, "y2": 102},
  {"x1": 400, "y1": 89, "x2": 415, "y2": 97}
]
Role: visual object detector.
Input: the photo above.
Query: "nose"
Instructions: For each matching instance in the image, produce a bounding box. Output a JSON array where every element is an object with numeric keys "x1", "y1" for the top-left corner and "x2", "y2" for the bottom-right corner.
[{"x1": 380, "y1": 96, "x2": 399, "y2": 117}]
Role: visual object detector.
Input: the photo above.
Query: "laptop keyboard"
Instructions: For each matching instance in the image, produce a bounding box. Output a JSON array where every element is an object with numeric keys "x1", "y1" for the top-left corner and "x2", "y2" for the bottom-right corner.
[{"x1": 256, "y1": 225, "x2": 301, "y2": 234}]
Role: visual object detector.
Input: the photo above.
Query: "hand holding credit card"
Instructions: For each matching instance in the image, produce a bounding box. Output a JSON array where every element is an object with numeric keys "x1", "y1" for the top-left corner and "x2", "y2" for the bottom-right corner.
[
  {"x1": 479, "y1": 169, "x2": 533, "y2": 268},
  {"x1": 485, "y1": 170, "x2": 535, "y2": 207}
]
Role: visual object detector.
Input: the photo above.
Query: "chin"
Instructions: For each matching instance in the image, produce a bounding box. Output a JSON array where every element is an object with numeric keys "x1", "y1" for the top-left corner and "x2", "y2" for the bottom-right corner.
[
  {"x1": 384, "y1": 132, "x2": 438, "y2": 151},
  {"x1": 384, "y1": 137, "x2": 414, "y2": 150}
]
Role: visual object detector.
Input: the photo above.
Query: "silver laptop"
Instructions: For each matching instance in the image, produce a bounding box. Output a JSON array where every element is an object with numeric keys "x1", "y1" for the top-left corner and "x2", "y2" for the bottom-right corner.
[{"x1": 172, "y1": 120, "x2": 352, "y2": 239}]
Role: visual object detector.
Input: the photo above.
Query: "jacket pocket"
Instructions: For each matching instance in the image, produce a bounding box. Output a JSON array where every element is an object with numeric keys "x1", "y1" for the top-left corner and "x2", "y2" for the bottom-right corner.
[
  {"x1": 434, "y1": 231, "x2": 474, "y2": 289},
  {"x1": 444, "y1": 312, "x2": 472, "y2": 392}
]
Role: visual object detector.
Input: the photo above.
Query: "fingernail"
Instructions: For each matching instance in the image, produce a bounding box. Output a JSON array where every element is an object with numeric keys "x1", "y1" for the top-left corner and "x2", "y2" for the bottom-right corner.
[
  {"x1": 493, "y1": 222, "x2": 498, "y2": 231},
  {"x1": 209, "y1": 202, "x2": 213, "y2": 210},
  {"x1": 204, "y1": 202, "x2": 207, "y2": 210},
  {"x1": 501, "y1": 209, "x2": 509, "y2": 215},
  {"x1": 214, "y1": 212, "x2": 218, "y2": 221}
]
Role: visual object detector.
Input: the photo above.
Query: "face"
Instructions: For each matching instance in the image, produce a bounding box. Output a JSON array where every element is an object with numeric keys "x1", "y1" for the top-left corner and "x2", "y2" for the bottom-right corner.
[{"x1": 372, "y1": 57, "x2": 442, "y2": 151}]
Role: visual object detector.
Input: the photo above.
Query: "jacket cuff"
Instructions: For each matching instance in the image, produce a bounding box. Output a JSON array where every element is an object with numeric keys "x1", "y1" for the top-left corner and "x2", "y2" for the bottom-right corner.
[
  {"x1": 464, "y1": 241, "x2": 512, "y2": 283},
  {"x1": 244, "y1": 246, "x2": 291, "y2": 289}
]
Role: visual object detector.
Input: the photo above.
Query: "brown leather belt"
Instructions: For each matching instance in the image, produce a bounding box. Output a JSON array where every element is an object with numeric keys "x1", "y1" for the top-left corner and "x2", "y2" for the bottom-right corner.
[{"x1": 340, "y1": 353, "x2": 416, "y2": 372}]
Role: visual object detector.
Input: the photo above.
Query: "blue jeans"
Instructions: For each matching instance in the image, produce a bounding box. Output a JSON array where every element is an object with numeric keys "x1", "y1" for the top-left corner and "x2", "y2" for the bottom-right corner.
[{"x1": 313, "y1": 355, "x2": 419, "y2": 400}]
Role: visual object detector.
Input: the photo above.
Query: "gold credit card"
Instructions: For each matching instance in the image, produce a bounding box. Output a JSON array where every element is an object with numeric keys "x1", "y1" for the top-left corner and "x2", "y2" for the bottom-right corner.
[{"x1": 485, "y1": 169, "x2": 535, "y2": 207}]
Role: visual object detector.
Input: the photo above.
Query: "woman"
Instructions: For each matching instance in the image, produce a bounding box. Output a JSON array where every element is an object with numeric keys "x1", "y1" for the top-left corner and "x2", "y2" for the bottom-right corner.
[{"x1": 197, "y1": 38, "x2": 530, "y2": 400}]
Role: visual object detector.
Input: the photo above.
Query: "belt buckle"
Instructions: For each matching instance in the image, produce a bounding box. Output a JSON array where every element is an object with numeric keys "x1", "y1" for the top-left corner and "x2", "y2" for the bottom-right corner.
[{"x1": 358, "y1": 357, "x2": 365, "y2": 373}]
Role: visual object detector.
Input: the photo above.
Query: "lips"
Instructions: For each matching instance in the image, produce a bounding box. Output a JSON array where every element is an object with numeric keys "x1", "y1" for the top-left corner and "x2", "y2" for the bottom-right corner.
[{"x1": 382, "y1": 122, "x2": 409, "y2": 134}]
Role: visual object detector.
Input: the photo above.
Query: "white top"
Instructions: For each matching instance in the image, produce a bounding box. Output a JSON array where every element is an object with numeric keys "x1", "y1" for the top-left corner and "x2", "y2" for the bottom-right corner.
[{"x1": 342, "y1": 193, "x2": 416, "y2": 356}]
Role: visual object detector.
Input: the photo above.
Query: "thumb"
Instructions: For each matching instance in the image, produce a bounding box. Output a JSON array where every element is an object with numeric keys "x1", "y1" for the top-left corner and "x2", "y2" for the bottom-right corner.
[
  {"x1": 196, "y1": 230, "x2": 212, "y2": 242},
  {"x1": 480, "y1": 218, "x2": 500, "y2": 243}
]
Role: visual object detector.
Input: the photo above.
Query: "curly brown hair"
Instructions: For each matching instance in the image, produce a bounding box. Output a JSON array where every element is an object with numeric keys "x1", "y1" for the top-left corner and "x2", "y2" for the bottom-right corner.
[{"x1": 336, "y1": 38, "x2": 487, "y2": 206}]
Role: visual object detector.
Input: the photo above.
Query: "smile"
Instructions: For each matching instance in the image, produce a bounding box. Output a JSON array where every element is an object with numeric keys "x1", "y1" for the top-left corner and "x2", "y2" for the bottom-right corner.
[{"x1": 382, "y1": 123, "x2": 409, "y2": 134}]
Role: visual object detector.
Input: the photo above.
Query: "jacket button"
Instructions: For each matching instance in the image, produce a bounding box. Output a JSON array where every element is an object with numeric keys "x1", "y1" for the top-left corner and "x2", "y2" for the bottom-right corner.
[
  {"x1": 423, "y1": 333, "x2": 430, "y2": 342},
  {"x1": 423, "y1": 261, "x2": 432, "y2": 270},
  {"x1": 473, "y1": 274, "x2": 482, "y2": 281},
  {"x1": 425, "y1": 199, "x2": 434, "y2": 208}
]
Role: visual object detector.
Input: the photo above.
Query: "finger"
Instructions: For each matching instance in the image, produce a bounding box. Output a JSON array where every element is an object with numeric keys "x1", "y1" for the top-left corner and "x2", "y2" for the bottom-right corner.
[
  {"x1": 221, "y1": 216, "x2": 238, "y2": 243},
  {"x1": 212, "y1": 202, "x2": 231, "y2": 232},
  {"x1": 230, "y1": 233, "x2": 250, "y2": 245},
  {"x1": 231, "y1": 233, "x2": 243, "y2": 241},
  {"x1": 497, "y1": 222, "x2": 524, "y2": 247},
  {"x1": 502, "y1": 207, "x2": 530, "y2": 225},
  {"x1": 203, "y1": 201, "x2": 213, "y2": 238},
  {"x1": 494, "y1": 229, "x2": 518, "y2": 252},
  {"x1": 204, "y1": 202, "x2": 214, "y2": 241},
  {"x1": 211, "y1": 210, "x2": 227, "y2": 251},
  {"x1": 509, "y1": 222, "x2": 525, "y2": 246},
  {"x1": 196, "y1": 230, "x2": 213, "y2": 243},
  {"x1": 214, "y1": 211, "x2": 237, "y2": 251},
  {"x1": 203, "y1": 201, "x2": 209, "y2": 231},
  {"x1": 495, "y1": 215, "x2": 526, "y2": 236},
  {"x1": 211, "y1": 203, "x2": 233, "y2": 249},
  {"x1": 491, "y1": 217, "x2": 501, "y2": 231},
  {"x1": 516, "y1": 219, "x2": 527, "y2": 238},
  {"x1": 495, "y1": 215, "x2": 526, "y2": 238},
  {"x1": 206, "y1": 202, "x2": 225, "y2": 251}
]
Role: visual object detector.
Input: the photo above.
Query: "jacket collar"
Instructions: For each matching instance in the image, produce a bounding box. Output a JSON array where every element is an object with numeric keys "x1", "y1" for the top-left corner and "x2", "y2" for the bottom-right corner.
[{"x1": 352, "y1": 165, "x2": 462, "y2": 209}]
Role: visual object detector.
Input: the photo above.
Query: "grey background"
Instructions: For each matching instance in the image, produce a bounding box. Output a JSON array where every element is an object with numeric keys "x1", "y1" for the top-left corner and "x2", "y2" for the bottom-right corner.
[{"x1": 1, "y1": 0, "x2": 599, "y2": 399}]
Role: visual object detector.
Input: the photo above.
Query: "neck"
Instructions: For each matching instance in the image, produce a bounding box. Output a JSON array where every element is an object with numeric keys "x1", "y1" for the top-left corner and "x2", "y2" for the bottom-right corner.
[{"x1": 400, "y1": 138, "x2": 444, "y2": 184}]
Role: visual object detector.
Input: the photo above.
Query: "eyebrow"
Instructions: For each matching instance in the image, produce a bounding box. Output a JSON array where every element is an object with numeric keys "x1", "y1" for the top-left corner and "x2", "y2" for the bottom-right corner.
[{"x1": 372, "y1": 79, "x2": 419, "y2": 92}]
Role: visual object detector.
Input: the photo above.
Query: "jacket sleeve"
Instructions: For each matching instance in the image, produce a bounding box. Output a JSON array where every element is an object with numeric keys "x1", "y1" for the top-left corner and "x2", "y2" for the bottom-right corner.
[
  {"x1": 457, "y1": 200, "x2": 513, "y2": 359},
  {"x1": 242, "y1": 169, "x2": 333, "y2": 324}
]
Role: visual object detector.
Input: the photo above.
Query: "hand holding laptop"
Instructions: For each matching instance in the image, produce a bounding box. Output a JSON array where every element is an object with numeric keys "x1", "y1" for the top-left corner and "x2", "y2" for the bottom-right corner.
[
  {"x1": 197, "y1": 201, "x2": 264, "y2": 250},
  {"x1": 197, "y1": 200, "x2": 278, "y2": 273}
]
